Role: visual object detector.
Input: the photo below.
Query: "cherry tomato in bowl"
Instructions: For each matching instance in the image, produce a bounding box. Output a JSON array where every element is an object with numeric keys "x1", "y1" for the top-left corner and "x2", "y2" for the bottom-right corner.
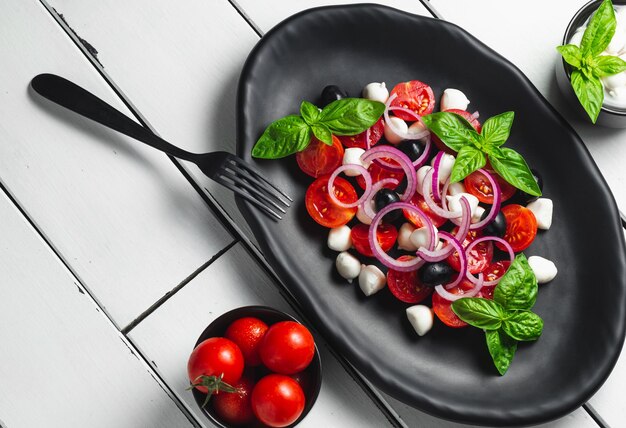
[{"x1": 252, "y1": 374, "x2": 305, "y2": 427}]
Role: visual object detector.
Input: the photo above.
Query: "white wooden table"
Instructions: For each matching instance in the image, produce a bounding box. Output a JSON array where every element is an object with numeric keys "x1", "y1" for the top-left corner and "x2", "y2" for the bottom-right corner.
[{"x1": 1, "y1": 1, "x2": 624, "y2": 427}]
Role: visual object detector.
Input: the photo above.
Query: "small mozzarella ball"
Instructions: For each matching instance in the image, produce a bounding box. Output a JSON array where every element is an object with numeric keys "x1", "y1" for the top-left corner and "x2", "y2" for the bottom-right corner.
[
  {"x1": 408, "y1": 120, "x2": 427, "y2": 134},
  {"x1": 440, "y1": 88, "x2": 470, "y2": 111},
  {"x1": 607, "y1": 29, "x2": 626, "y2": 55},
  {"x1": 447, "y1": 182, "x2": 466, "y2": 196},
  {"x1": 328, "y1": 225, "x2": 352, "y2": 252},
  {"x1": 609, "y1": 86, "x2": 626, "y2": 101},
  {"x1": 336, "y1": 252, "x2": 361, "y2": 281},
  {"x1": 569, "y1": 29, "x2": 584, "y2": 47},
  {"x1": 342, "y1": 148, "x2": 366, "y2": 177},
  {"x1": 397, "y1": 223, "x2": 417, "y2": 251},
  {"x1": 358, "y1": 265, "x2": 386, "y2": 296},
  {"x1": 526, "y1": 198, "x2": 553, "y2": 230},
  {"x1": 362, "y1": 82, "x2": 389, "y2": 103},
  {"x1": 416, "y1": 166, "x2": 433, "y2": 195},
  {"x1": 406, "y1": 305, "x2": 434, "y2": 336},
  {"x1": 528, "y1": 256, "x2": 557, "y2": 284},
  {"x1": 356, "y1": 202, "x2": 373, "y2": 225},
  {"x1": 446, "y1": 193, "x2": 479, "y2": 217},
  {"x1": 472, "y1": 206, "x2": 486, "y2": 224},
  {"x1": 602, "y1": 72, "x2": 626, "y2": 90},
  {"x1": 384, "y1": 117, "x2": 408, "y2": 144},
  {"x1": 430, "y1": 153, "x2": 456, "y2": 184},
  {"x1": 410, "y1": 226, "x2": 438, "y2": 250}
]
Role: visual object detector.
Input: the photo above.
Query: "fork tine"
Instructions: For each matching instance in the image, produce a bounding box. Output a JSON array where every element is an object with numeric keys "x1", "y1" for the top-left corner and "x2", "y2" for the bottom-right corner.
[
  {"x1": 225, "y1": 163, "x2": 291, "y2": 207},
  {"x1": 220, "y1": 169, "x2": 287, "y2": 214},
  {"x1": 227, "y1": 156, "x2": 293, "y2": 202},
  {"x1": 217, "y1": 179, "x2": 283, "y2": 220}
]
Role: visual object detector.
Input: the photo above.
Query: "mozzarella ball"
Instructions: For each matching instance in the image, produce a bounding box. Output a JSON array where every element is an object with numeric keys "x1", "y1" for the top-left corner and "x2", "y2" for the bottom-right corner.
[
  {"x1": 336, "y1": 252, "x2": 361, "y2": 281},
  {"x1": 472, "y1": 206, "x2": 486, "y2": 224},
  {"x1": 447, "y1": 182, "x2": 466, "y2": 196},
  {"x1": 446, "y1": 193, "x2": 479, "y2": 217},
  {"x1": 528, "y1": 256, "x2": 557, "y2": 284},
  {"x1": 410, "y1": 226, "x2": 437, "y2": 250},
  {"x1": 342, "y1": 148, "x2": 366, "y2": 177},
  {"x1": 356, "y1": 202, "x2": 373, "y2": 225},
  {"x1": 397, "y1": 223, "x2": 417, "y2": 251},
  {"x1": 526, "y1": 198, "x2": 553, "y2": 230},
  {"x1": 406, "y1": 305, "x2": 434, "y2": 336},
  {"x1": 602, "y1": 72, "x2": 626, "y2": 91},
  {"x1": 440, "y1": 88, "x2": 470, "y2": 111},
  {"x1": 408, "y1": 120, "x2": 427, "y2": 135},
  {"x1": 358, "y1": 265, "x2": 386, "y2": 296},
  {"x1": 384, "y1": 117, "x2": 408, "y2": 144},
  {"x1": 430, "y1": 153, "x2": 456, "y2": 184},
  {"x1": 416, "y1": 166, "x2": 433, "y2": 195},
  {"x1": 362, "y1": 82, "x2": 389, "y2": 103},
  {"x1": 328, "y1": 225, "x2": 352, "y2": 251}
]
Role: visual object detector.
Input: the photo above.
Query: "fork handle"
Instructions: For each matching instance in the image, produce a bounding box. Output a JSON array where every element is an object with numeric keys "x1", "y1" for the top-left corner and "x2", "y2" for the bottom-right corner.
[{"x1": 31, "y1": 73, "x2": 197, "y2": 162}]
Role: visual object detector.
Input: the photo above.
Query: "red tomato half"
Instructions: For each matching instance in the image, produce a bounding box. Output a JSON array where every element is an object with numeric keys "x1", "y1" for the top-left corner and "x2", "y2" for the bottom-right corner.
[
  {"x1": 432, "y1": 287, "x2": 468, "y2": 328},
  {"x1": 479, "y1": 260, "x2": 512, "y2": 299},
  {"x1": 351, "y1": 223, "x2": 398, "y2": 257},
  {"x1": 212, "y1": 376, "x2": 255, "y2": 426},
  {"x1": 187, "y1": 337, "x2": 244, "y2": 394},
  {"x1": 356, "y1": 161, "x2": 405, "y2": 190},
  {"x1": 390, "y1": 80, "x2": 435, "y2": 120},
  {"x1": 387, "y1": 256, "x2": 433, "y2": 303},
  {"x1": 305, "y1": 175, "x2": 357, "y2": 228},
  {"x1": 252, "y1": 375, "x2": 305, "y2": 428},
  {"x1": 433, "y1": 109, "x2": 482, "y2": 153},
  {"x1": 447, "y1": 229, "x2": 494, "y2": 274},
  {"x1": 338, "y1": 117, "x2": 384, "y2": 149},
  {"x1": 464, "y1": 170, "x2": 516, "y2": 204},
  {"x1": 496, "y1": 204, "x2": 538, "y2": 252},
  {"x1": 403, "y1": 192, "x2": 447, "y2": 228},
  {"x1": 225, "y1": 317, "x2": 269, "y2": 367},
  {"x1": 296, "y1": 135, "x2": 344, "y2": 178},
  {"x1": 259, "y1": 321, "x2": 315, "y2": 375}
]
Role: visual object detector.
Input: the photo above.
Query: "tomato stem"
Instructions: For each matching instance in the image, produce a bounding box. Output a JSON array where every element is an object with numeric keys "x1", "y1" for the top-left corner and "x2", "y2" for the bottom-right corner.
[{"x1": 187, "y1": 374, "x2": 239, "y2": 408}]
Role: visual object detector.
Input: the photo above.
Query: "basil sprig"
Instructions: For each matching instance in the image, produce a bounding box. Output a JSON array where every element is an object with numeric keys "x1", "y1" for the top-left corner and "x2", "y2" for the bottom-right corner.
[
  {"x1": 252, "y1": 99, "x2": 385, "y2": 159},
  {"x1": 556, "y1": 0, "x2": 626, "y2": 123},
  {"x1": 422, "y1": 111, "x2": 541, "y2": 196},
  {"x1": 452, "y1": 254, "x2": 543, "y2": 375}
]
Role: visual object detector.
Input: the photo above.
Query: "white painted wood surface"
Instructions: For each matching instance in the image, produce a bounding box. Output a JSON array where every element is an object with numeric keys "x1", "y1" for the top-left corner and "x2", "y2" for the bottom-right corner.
[
  {"x1": 0, "y1": 0, "x2": 233, "y2": 328},
  {"x1": 128, "y1": 243, "x2": 395, "y2": 427},
  {"x1": 0, "y1": 190, "x2": 193, "y2": 428}
]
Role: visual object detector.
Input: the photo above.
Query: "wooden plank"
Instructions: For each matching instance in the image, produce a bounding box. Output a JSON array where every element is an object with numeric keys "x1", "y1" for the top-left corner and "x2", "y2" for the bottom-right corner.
[
  {"x1": 0, "y1": 0, "x2": 233, "y2": 328},
  {"x1": 0, "y1": 190, "x2": 194, "y2": 428},
  {"x1": 128, "y1": 243, "x2": 395, "y2": 427}
]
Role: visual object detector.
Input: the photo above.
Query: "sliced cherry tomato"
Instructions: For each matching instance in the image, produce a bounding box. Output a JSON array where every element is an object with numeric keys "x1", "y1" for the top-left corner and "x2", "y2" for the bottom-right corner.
[
  {"x1": 478, "y1": 260, "x2": 512, "y2": 299},
  {"x1": 390, "y1": 80, "x2": 435, "y2": 120},
  {"x1": 387, "y1": 256, "x2": 433, "y2": 303},
  {"x1": 187, "y1": 337, "x2": 244, "y2": 394},
  {"x1": 338, "y1": 117, "x2": 384, "y2": 149},
  {"x1": 403, "y1": 192, "x2": 447, "y2": 228},
  {"x1": 356, "y1": 161, "x2": 405, "y2": 190},
  {"x1": 446, "y1": 229, "x2": 494, "y2": 274},
  {"x1": 252, "y1": 374, "x2": 305, "y2": 428},
  {"x1": 496, "y1": 204, "x2": 538, "y2": 252},
  {"x1": 351, "y1": 223, "x2": 398, "y2": 257},
  {"x1": 259, "y1": 321, "x2": 315, "y2": 375},
  {"x1": 464, "y1": 170, "x2": 516, "y2": 204},
  {"x1": 305, "y1": 175, "x2": 357, "y2": 228},
  {"x1": 432, "y1": 286, "x2": 468, "y2": 328},
  {"x1": 225, "y1": 317, "x2": 269, "y2": 367},
  {"x1": 212, "y1": 376, "x2": 255, "y2": 426},
  {"x1": 432, "y1": 109, "x2": 481, "y2": 153},
  {"x1": 296, "y1": 135, "x2": 344, "y2": 178}
]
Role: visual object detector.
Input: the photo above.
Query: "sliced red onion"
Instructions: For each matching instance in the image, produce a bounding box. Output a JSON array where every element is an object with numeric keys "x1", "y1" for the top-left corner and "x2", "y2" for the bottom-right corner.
[
  {"x1": 328, "y1": 164, "x2": 372, "y2": 209},
  {"x1": 416, "y1": 196, "x2": 471, "y2": 260},
  {"x1": 373, "y1": 137, "x2": 432, "y2": 172},
  {"x1": 421, "y1": 168, "x2": 462, "y2": 219},
  {"x1": 365, "y1": 128, "x2": 372, "y2": 150},
  {"x1": 431, "y1": 151, "x2": 445, "y2": 202},
  {"x1": 465, "y1": 169, "x2": 501, "y2": 230},
  {"x1": 470, "y1": 111, "x2": 480, "y2": 121},
  {"x1": 435, "y1": 273, "x2": 484, "y2": 301},
  {"x1": 465, "y1": 237, "x2": 515, "y2": 286},
  {"x1": 383, "y1": 94, "x2": 430, "y2": 141},
  {"x1": 369, "y1": 202, "x2": 436, "y2": 272},
  {"x1": 362, "y1": 178, "x2": 399, "y2": 220},
  {"x1": 361, "y1": 146, "x2": 417, "y2": 201}
]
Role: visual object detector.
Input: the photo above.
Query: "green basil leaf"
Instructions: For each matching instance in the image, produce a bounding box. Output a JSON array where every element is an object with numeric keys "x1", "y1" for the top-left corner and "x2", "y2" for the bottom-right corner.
[
  {"x1": 300, "y1": 101, "x2": 321, "y2": 125},
  {"x1": 311, "y1": 124, "x2": 333, "y2": 146},
  {"x1": 486, "y1": 329, "x2": 518, "y2": 375},
  {"x1": 494, "y1": 253, "x2": 538, "y2": 310},
  {"x1": 502, "y1": 311, "x2": 544, "y2": 341},
  {"x1": 451, "y1": 298, "x2": 506, "y2": 330},
  {"x1": 593, "y1": 54, "x2": 626, "y2": 77},
  {"x1": 450, "y1": 146, "x2": 486, "y2": 183},
  {"x1": 481, "y1": 111, "x2": 515, "y2": 147},
  {"x1": 251, "y1": 115, "x2": 311, "y2": 159},
  {"x1": 580, "y1": 0, "x2": 616, "y2": 57},
  {"x1": 484, "y1": 145, "x2": 504, "y2": 159},
  {"x1": 422, "y1": 112, "x2": 479, "y2": 152},
  {"x1": 556, "y1": 44, "x2": 583, "y2": 69},
  {"x1": 570, "y1": 69, "x2": 604, "y2": 123},
  {"x1": 489, "y1": 148, "x2": 542, "y2": 196},
  {"x1": 317, "y1": 98, "x2": 385, "y2": 136}
]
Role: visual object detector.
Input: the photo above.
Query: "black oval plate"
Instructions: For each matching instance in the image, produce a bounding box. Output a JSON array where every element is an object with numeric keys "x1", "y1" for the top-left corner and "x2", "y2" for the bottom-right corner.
[{"x1": 235, "y1": 4, "x2": 626, "y2": 426}]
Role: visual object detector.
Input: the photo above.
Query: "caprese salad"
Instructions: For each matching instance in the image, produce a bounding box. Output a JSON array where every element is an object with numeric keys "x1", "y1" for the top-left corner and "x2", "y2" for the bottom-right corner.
[{"x1": 252, "y1": 79, "x2": 558, "y2": 375}]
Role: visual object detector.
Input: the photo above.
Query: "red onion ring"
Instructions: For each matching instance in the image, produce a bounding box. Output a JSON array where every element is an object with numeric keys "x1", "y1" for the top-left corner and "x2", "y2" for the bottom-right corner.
[
  {"x1": 465, "y1": 237, "x2": 515, "y2": 286},
  {"x1": 422, "y1": 168, "x2": 462, "y2": 219},
  {"x1": 421, "y1": 231, "x2": 467, "y2": 289},
  {"x1": 456, "y1": 169, "x2": 502, "y2": 230},
  {"x1": 383, "y1": 94, "x2": 430, "y2": 141},
  {"x1": 415, "y1": 196, "x2": 471, "y2": 260},
  {"x1": 362, "y1": 178, "x2": 400, "y2": 220},
  {"x1": 372, "y1": 137, "x2": 432, "y2": 172},
  {"x1": 369, "y1": 202, "x2": 436, "y2": 271},
  {"x1": 435, "y1": 273, "x2": 485, "y2": 301},
  {"x1": 431, "y1": 151, "x2": 445, "y2": 202},
  {"x1": 470, "y1": 111, "x2": 480, "y2": 121},
  {"x1": 361, "y1": 146, "x2": 417, "y2": 201},
  {"x1": 328, "y1": 164, "x2": 372, "y2": 209}
]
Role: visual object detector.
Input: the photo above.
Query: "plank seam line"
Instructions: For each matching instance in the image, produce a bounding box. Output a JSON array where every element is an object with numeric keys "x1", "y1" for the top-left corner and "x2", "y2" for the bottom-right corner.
[
  {"x1": 122, "y1": 239, "x2": 239, "y2": 334},
  {"x1": 583, "y1": 403, "x2": 610, "y2": 428}
]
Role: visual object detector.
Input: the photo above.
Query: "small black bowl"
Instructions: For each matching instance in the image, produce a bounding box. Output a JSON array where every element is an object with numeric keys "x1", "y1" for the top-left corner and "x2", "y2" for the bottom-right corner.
[
  {"x1": 190, "y1": 306, "x2": 322, "y2": 428},
  {"x1": 556, "y1": 0, "x2": 626, "y2": 127}
]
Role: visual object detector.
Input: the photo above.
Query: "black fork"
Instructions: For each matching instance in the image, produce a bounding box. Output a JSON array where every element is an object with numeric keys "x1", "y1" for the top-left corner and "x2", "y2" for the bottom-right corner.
[{"x1": 30, "y1": 73, "x2": 291, "y2": 220}]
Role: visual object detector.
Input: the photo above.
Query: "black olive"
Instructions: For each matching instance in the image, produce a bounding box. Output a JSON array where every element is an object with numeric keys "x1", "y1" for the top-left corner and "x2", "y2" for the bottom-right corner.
[
  {"x1": 481, "y1": 210, "x2": 507, "y2": 238},
  {"x1": 374, "y1": 188, "x2": 401, "y2": 222},
  {"x1": 320, "y1": 85, "x2": 348, "y2": 107},
  {"x1": 397, "y1": 140, "x2": 426, "y2": 161},
  {"x1": 514, "y1": 168, "x2": 543, "y2": 204},
  {"x1": 418, "y1": 262, "x2": 455, "y2": 287}
]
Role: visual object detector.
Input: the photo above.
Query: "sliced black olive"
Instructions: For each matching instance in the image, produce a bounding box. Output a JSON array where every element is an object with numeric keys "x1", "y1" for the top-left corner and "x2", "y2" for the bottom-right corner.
[
  {"x1": 481, "y1": 210, "x2": 507, "y2": 238},
  {"x1": 514, "y1": 168, "x2": 543, "y2": 204},
  {"x1": 320, "y1": 85, "x2": 348, "y2": 107},
  {"x1": 374, "y1": 188, "x2": 401, "y2": 222},
  {"x1": 418, "y1": 262, "x2": 455, "y2": 287},
  {"x1": 397, "y1": 140, "x2": 426, "y2": 162}
]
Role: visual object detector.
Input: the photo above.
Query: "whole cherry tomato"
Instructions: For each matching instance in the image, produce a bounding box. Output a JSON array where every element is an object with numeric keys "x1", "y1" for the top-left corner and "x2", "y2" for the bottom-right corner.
[
  {"x1": 212, "y1": 376, "x2": 255, "y2": 426},
  {"x1": 225, "y1": 317, "x2": 269, "y2": 367},
  {"x1": 187, "y1": 337, "x2": 244, "y2": 395},
  {"x1": 259, "y1": 321, "x2": 315, "y2": 375},
  {"x1": 252, "y1": 374, "x2": 305, "y2": 427}
]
